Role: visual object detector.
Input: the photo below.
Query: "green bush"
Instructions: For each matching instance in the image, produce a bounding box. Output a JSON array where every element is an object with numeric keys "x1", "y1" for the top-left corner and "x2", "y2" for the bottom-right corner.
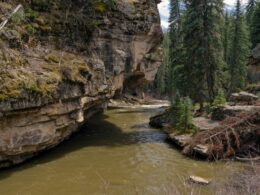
[
  {"x1": 10, "y1": 10, "x2": 25, "y2": 24},
  {"x1": 212, "y1": 89, "x2": 227, "y2": 108},
  {"x1": 170, "y1": 93, "x2": 194, "y2": 134},
  {"x1": 25, "y1": 24, "x2": 36, "y2": 35},
  {"x1": 25, "y1": 8, "x2": 39, "y2": 21},
  {"x1": 176, "y1": 97, "x2": 194, "y2": 133}
]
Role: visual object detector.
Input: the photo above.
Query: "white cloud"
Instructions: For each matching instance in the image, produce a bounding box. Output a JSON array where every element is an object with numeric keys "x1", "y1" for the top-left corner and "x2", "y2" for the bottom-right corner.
[
  {"x1": 158, "y1": 0, "x2": 248, "y2": 29},
  {"x1": 158, "y1": 0, "x2": 170, "y2": 20},
  {"x1": 225, "y1": 0, "x2": 248, "y2": 5},
  {"x1": 161, "y1": 20, "x2": 169, "y2": 30},
  {"x1": 225, "y1": 0, "x2": 236, "y2": 5}
]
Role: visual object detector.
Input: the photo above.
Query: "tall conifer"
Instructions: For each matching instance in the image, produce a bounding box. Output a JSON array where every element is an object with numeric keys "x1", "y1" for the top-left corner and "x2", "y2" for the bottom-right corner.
[
  {"x1": 223, "y1": 10, "x2": 231, "y2": 64},
  {"x1": 229, "y1": 0, "x2": 250, "y2": 93},
  {"x1": 183, "y1": 0, "x2": 225, "y2": 107},
  {"x1": 246, "y1": 0, "x2": 257, "y2": 24},
  {"x1": 251, "y1": 2, "x2": 260, "y2": 47},
  {"x1": 168, "y1": 0, "x2": 184, "y2": 95}
]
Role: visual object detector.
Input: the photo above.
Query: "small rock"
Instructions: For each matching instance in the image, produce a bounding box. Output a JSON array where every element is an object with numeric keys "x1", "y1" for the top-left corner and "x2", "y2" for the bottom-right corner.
[
  {"x1": 149, "y1": 109, "x2": 173, "y2": 128},
  {"x1": 193, "y1": 144, "x2": 209, "y2": 157},
  {"x1": 189, "y1": 176, "x2": 210, "y2": 185},
  {"x1": 169, "y1": 134, "x2": 192, "y2": 148}
]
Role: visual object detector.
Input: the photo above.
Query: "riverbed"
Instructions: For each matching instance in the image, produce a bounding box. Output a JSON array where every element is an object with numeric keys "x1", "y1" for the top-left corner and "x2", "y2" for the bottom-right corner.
[{"x1": 0, "y1": 105, "x2": 242, "y2": 194}]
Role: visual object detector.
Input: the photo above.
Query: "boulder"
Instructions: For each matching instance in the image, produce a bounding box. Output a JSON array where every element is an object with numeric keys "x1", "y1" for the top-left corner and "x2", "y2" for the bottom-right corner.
[
  {"x1": 168, "y1": 134, "x2": 192, "y2": 148},
  {"x1": 149, "y1": 110, "x2": 172, "y2": 128},
  {"x1": 230, "y1": 91, "x2": 258, "y2": 104},
  {"x1": 212, "y1": 105, "x2": 260, "y2": 121},
  {"x1": 193, "y1": 144, "x2": 209, "y2": 157}
]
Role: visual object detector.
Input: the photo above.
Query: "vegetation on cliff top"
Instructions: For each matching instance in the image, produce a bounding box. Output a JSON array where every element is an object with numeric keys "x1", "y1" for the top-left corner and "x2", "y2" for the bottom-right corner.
[{"x1": 0, "y1": 0, "x2": 117, "y2": 101}]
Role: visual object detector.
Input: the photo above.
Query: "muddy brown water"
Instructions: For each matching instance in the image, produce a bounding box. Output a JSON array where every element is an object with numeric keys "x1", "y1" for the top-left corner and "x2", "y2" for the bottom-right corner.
[{"x1": 0, "y1": 104, "x2": 243, "y2": 195}]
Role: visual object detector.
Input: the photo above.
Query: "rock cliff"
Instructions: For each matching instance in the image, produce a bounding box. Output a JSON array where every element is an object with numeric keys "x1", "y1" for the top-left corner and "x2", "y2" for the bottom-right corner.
[{"x1": 0, "y1": 0, "x2": 162, "y2": 167}]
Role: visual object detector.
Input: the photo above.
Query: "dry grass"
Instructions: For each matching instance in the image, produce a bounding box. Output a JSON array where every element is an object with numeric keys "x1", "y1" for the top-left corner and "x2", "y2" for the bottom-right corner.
[{"x1": 215, "y1": 162, "x2": 260, "y2": 195}]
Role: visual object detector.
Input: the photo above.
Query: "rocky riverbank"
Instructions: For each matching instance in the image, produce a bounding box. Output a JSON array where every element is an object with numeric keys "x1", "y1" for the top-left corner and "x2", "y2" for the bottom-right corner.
[{"x1": 150, "y1": 92, "x2": 260, "y2": 160}]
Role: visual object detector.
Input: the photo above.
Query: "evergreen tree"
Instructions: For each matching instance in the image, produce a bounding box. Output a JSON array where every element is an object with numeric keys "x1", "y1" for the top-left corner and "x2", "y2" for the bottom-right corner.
[
  {"x1": 176, "y1": 97, "x2": 193, "y2": 133},
  {"x1": 168, "y1": 0, "x2": 184, "y2": 96},
  {"x1": 183, "y1": 0, "x2": 225, "y2": 108},
  {"x1": 251, "y1": 2, "x2": 260, "y2": 47},
  {"x1": 246, "y1": 0, "x2": 257, "y2": 26},
  {"x1": 229, "y1": 0, "x2": 250, "y2": 93},
  {"x1": 223, "y1": 10, "x2": 231, "y2": 64},
  {"x1": 170, "y1": 91, "x2": 193, "y2": 133},
  {"x1": 170, "y1": 90, "x2": 182, "y2": 125},
  {"x1": 154, "y1": 33, "x2": 170, "y2": 95},
  {"x1": 212, "y1": 89, "x2": 226, "y2": 107}
]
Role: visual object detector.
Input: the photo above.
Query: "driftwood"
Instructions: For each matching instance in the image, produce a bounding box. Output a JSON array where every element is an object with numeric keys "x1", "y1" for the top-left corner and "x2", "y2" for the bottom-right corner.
[
  {"x1": 236, "y1": 156, "x2": 260, "y2": 162},
  {"x1": 189, "y1": 176, "x2": 211, "y2": 185},
  {"x1": 0, "y1": 4, "x2": 22, "y2": 31}
]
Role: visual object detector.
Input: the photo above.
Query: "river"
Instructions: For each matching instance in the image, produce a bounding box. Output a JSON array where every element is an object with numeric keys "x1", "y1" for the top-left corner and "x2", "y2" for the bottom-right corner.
[{"x1": 0, "y1": 104, "x2": 242, "y2": 195}]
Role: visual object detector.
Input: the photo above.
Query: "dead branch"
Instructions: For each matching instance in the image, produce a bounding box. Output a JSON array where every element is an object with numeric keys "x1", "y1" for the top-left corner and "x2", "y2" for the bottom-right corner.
[
  {"x1": 0, "y1": 4, "x2": 22, "y2": 31},
  {"x1": 187, "y1": 111, "x2": 260, "y2": 159},
  {"x1": 236, "y1": 156, "x2": 260, "y2": 162}
]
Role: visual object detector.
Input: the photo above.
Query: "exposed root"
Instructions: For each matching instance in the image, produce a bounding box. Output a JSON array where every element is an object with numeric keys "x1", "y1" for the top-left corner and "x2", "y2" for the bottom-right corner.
[{"x1": 184, "y1": 111, "x2": 260, "y2": 160}]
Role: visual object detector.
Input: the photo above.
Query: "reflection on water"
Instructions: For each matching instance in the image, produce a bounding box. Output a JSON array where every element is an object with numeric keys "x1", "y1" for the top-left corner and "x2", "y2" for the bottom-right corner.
[{"x1": 0, "y1": 106, "x2": 241, "y2": 195}]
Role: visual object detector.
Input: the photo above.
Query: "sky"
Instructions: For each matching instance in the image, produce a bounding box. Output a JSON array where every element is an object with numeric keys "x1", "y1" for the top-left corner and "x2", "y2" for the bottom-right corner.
[{"x1": 158, "y1": 0, "x2": 248, "y2": 29}]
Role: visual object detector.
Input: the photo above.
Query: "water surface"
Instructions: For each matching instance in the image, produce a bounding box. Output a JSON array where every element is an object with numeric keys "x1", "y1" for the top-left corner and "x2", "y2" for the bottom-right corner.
[{"x1": 0, "y1": 105, "x2": 241, "y2": 194}]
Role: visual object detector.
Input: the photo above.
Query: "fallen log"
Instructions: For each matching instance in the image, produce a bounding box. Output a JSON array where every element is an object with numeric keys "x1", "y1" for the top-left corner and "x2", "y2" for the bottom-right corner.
[{"x1": 236, "y1": 156, "x2": 260, "y2": 162}]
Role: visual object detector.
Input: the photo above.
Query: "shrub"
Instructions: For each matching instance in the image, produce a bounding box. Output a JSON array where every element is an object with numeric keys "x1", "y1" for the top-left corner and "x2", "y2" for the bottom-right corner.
[
  {"x1": 212, "y1": 89, "x2": 227, "y2": 108},
  {"x1": 10, "y1": 9, "x2": 25, "y2": 24},
  {"x1": 176, "y1": 97, "x2": 194, "y2": 133},
  {"x1": 170, "y1": 93, "x2": 194, "y2": 134},
  {"x1": 25, "y1": 8, "x2": 39, "y2": 21},
  {"x1": 25, "y1": 24, "x2": 36, "y2": 35}
]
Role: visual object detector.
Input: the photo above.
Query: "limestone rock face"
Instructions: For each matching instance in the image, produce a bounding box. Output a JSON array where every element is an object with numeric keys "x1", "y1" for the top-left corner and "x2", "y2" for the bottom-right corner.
[{"x1": 0, "y1": 0, "x2": 162, "y2": 167}]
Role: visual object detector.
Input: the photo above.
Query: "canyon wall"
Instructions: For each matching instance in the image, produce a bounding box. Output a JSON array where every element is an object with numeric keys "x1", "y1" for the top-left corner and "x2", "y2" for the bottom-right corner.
[{"x1": 0, "y1": 0, "x2": 163, "y2": 167}]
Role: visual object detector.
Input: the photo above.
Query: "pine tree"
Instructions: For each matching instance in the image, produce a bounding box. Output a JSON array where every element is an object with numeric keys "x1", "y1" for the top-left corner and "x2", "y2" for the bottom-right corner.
[
  {"x1": 176, "y1": 97, "x2": 193, "y2": 133},
  {"x1": 246, "y1": 0, "x2": 257, "y2": 25},
  {"x1": 229, "y1": 0, "x2": 250, "y2": 93},
  {"x1": 168, "y1": 0, "x2": 184, "y2": 96},
  {"x1": 212, "y1": 89, "x2": 226, "y2": 107},
  {"x1": 183, "y1": 0, "x2": 225, "y2": 108},
  {"x1": 251, "y1": 2, "x2": 260, "y2": 47},
  {"x1": 154, "y1": 33, "x2": 170, "y2": 95},
  {"x1": 223, "y1": 10, "x2": 231, "y2": 64},
  {"x1": 170, "y1": 91, "x2": 193, "y2": 132}
]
